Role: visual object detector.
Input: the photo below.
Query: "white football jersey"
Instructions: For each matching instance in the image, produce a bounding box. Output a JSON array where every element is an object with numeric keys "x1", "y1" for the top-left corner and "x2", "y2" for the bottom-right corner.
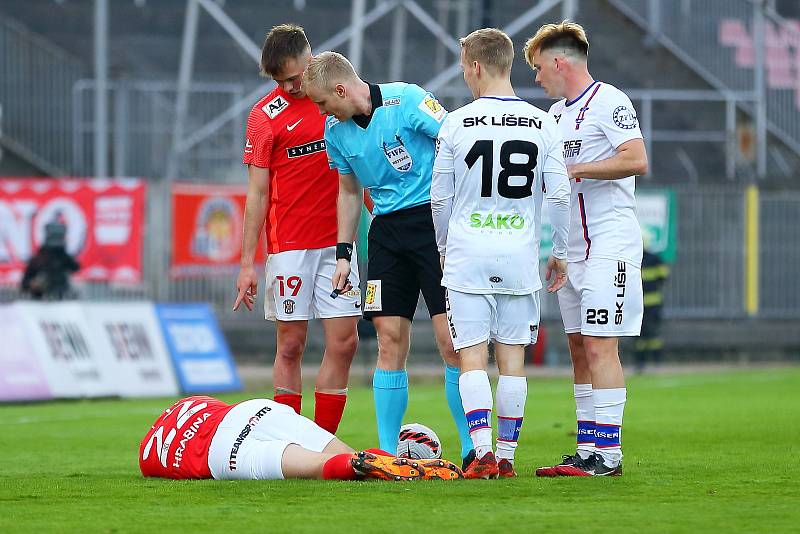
[
  {"x1": 549, "y1": 81, "x2": 644, "y2": 266},
  {"x1": 432, "y1": 96, "x2": 570, "y2": 295}
]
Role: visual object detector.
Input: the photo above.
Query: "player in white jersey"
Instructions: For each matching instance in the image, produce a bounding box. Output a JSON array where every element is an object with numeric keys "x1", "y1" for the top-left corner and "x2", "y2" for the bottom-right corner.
[
  {"x1": 524, "y1": 21, "x2": 649, "y2": 477},
  {"x1": 431, "y1": 28, "x2": 571, "y2": 479}
]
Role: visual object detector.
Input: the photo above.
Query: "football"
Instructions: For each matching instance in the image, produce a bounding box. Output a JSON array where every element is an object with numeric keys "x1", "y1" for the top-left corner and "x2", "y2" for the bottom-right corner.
[{"x1": 396, "y1": 423, "x2": 442, "y2": 459}]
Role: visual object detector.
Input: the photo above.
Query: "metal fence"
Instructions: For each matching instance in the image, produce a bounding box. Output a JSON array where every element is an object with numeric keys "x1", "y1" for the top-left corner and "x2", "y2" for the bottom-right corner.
[
  {"x1": 72, "y1": 80, "x2": 255, "y2": 180},
  {"x1": 0, "y1": 14, "x2": 84, "y2": 175},
  {"x1": 612, "y1": 0, "x2": 800, "y2": 157},
  {"x1": 2, "y1": 183, "x2": 798, "y2": 322}
]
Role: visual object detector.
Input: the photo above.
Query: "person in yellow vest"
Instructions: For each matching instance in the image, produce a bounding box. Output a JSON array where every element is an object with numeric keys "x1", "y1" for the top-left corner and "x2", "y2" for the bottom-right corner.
[{"x1": 634, "y1": 243, "x2": 670, "y2": 373}]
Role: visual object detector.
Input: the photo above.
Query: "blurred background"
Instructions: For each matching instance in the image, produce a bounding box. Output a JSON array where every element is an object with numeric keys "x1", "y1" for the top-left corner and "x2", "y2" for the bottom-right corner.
[{"x1": 1, "y1": 0, "x2": 798, "y2": 392}]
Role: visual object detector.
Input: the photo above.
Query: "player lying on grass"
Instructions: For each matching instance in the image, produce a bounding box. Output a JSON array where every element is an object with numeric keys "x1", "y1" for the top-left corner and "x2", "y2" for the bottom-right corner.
[{"x1": 139, "y1": 396, "x2": 463, "y2": 481}]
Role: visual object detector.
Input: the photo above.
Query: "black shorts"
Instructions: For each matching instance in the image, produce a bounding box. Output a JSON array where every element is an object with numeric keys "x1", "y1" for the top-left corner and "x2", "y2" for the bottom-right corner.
[{"x1": 363, "y1": 203, "x2": 446, "y2": 321}]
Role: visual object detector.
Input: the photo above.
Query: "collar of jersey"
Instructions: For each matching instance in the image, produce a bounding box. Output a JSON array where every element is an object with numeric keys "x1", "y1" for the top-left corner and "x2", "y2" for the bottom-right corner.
[
  {"x1": 352, "y1": 83, "x2": 383, "y2": 129},
  {"x1": 565, "y1": 80, "x2": 600, "y2": 107},
  {"x1": 479, "y1": 95, "x2": 524, "y2": 102}
]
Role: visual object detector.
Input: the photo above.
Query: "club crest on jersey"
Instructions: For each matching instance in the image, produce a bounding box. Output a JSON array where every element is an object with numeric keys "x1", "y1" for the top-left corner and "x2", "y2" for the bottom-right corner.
[
  {"x1": 613, "y1": 105, "x2": 638, "y2": 129},
  {"x1": 263, "y1": 95, "x2": 289, "y2": 119},
  {"x1": 418, "y1": 94, "x2": 446, "y2": 122},
  {"x1": 284, "y1": 299, "x2": 295, "y2": 315},
  {"x1": 382, "y1": 135, "x2": 413, "y2": 172}
]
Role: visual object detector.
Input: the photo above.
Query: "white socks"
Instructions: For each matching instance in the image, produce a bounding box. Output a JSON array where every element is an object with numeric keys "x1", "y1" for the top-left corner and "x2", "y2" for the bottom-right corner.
[
  {"x1": 459, "y1": 370, "x2": 493, "y2": 459},
  {"x1": 594, "y1": 387, "x2": 626, "y2": 466},
  {"x1": 574, "y1": 383, "x2": 596, "y2": 460},
  {"x1": 461, "y1": 371, "x2": 529, "y2": 463},
  {"x1": 495, "y1": 375, "x2": 527, "y2": 463}
]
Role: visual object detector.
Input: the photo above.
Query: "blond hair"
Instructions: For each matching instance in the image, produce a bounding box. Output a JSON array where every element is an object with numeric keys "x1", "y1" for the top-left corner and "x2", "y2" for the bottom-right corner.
[
  {"x1": 523, "y1": 20, "x2": 589, "y2": 68},
  {"x1": 459, "y1": 28, "x2": 514, "y2": 75},
  {"x1": 303, "y1": 51, "x2": 358, "y2": 91}
]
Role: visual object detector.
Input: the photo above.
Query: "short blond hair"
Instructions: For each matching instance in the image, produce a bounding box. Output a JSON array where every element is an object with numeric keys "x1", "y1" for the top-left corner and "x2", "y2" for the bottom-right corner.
[
  {"x1": 303, "y1": 51, "x2": 358, "y2": 91},
  {"x1": 459, "y1": 28, "x2": 514, "y2": 75},
  {"x1": 523, "y1": 20, "x2": 589, "y2": 68}
]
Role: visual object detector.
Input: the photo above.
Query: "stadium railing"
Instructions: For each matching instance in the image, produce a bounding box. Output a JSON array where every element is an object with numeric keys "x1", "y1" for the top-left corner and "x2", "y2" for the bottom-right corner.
[
  {"x1": 1, "y1": 184, "x2": 798, "y2": 321},
  {"x1": 611, "y1": 0, "x2": 800, "y2": 159},
  {"x1": 71, "y1": 79, "x2": 255, "y2": 180},
  {"x1": 0, "y1": 13, "x2": 84, "y2": 175}
]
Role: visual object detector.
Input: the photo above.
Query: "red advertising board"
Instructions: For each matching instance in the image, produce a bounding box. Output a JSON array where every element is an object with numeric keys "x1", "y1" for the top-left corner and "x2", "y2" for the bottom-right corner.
[
  {"x1": 0, "y1": 178, "x2": 145, "y2": 284},
  {"x1": 171, "y1": 183, "x2": 266, "y2": 278}
]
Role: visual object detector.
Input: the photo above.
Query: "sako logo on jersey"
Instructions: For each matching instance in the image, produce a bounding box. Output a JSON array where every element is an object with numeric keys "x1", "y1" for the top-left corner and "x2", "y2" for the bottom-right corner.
[
  {"x1": 469, "y1": 212, "x2": 525, "y2": 230},
  {"x1": 228, "y1": 405, "x2": 272, "y2": 471},
  {"x1": 287, "y1": 140, "x2": 326, "y2": 158},
  {"x1": 563, "y1": 139, "x2": 582, "y2": 158},
  {"x1": 263, "y1": 95, "x2": 288, "y2": 119},
  {"x1": 462, "y1": 115, "x2": 542, "y2": 129}
]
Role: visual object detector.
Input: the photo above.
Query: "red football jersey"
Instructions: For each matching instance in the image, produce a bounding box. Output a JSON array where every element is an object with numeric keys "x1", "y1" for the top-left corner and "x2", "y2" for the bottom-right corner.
[
  {"x1": 243, "y1": 87, "x2": 338, "y2": 254},
  {"x1": 139, "y1": 396, "x2": 235, "y2": 480}
]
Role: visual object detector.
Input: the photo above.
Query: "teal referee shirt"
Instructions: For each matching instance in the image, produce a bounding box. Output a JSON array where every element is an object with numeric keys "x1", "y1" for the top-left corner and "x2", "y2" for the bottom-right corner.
[{"x1": 324, "y1": 82, "x2": 447, "y2": 216}]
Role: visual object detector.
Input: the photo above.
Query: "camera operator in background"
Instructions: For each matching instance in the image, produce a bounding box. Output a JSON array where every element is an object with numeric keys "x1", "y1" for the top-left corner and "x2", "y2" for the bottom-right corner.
[{"x1": 21, "y1": 219, "x2": 80, "y2": 300}]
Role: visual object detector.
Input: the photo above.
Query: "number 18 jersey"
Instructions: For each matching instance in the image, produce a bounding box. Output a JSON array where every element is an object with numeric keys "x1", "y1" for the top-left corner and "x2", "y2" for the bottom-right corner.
[{"x1": 432, "y1": 96, "x2": 568, "y2": 295}]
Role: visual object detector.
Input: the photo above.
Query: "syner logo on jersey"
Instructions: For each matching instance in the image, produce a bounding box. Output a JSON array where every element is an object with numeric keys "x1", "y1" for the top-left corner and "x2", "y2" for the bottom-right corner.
[
  {"x1": 263, "y1": 95, "x2": 289, "y2": 119},
  {"x1": 382, "y1": 135, "x2": 413, "y2": 172}
]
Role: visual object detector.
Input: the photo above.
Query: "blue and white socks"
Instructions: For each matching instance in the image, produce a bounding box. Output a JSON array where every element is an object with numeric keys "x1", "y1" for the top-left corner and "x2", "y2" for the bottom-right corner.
[
  {"x1": 459, "y1": 370, "x2": 493, "y2": 459},
  {"x1": 594, "y1": 387, "x2": 626, "y2": 466},
  {"x1": 496, "y1": 375, "x2": 527, "y2": 464},
  {"x1": 574, "y1": 383, "x2": 596, "y2": 460}
]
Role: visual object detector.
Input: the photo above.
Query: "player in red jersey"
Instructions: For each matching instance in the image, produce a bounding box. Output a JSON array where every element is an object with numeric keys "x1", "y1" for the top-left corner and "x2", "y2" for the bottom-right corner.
[
  {"x1": 234, "y1": 25, "x2": 361, "y2": 434},
  {"x1": 139, "y1": 396, "x2": 463, "y2": 481}
]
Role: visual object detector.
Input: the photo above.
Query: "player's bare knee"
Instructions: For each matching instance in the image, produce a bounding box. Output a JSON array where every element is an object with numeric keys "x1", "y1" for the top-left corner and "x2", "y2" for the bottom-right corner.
[
  {"x1": 276, "y1": 337, "x2": 306, "y2": 364},
  {"x1": 330, "y1": 331, "x2": 358, "y2": 359},
  {"x1": 376, "y1": 332, "x2": 407, "y2": 369}
]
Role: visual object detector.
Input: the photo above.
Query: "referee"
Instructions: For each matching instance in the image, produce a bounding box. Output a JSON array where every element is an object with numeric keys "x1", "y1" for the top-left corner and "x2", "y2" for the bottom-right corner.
[{"x1": 303, "y1": 51, "x2": 474, "y2": 466}]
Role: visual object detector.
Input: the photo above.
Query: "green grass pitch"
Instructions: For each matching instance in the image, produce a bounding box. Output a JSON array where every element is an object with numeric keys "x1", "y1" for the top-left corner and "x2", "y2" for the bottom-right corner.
[{"x1": 1, "y1": 368, "x2": 798, "y2": 533}]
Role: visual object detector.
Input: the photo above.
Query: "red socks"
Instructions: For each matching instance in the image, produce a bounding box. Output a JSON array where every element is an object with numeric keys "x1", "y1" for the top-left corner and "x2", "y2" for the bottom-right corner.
[
  {"x1": 273, "y1": 391, "x2": 347, "y2": 434},
  {"x1": 322, "y1": 453, "x2": 357, "y2": 480},
  {"x1": 314, "y1": 392, "x2": 347, "y2": 434},
  {"x1": 274, "y1": 393, "x2": 302, "y2": 414}
]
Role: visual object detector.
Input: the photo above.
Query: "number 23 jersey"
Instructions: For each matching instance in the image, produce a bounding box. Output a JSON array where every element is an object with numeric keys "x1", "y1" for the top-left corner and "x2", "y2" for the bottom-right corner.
[{"x1": 433, "y1": 97, "x2": 567, "y2": 294}]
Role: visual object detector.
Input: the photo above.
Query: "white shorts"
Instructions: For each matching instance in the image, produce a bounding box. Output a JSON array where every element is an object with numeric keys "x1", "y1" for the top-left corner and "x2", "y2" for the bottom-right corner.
[
  {"x1": 557, "y1": 258, "x2": 643, "y2": 337},
  {"x1": 445, "y1": 289, "x2": 540, "y2": 351},
  {"x1": 265, "y1": 245, "x2": 362, "y2": 321},
  {"x1": 207, "y1": 399, "x2": 336, "y2": 480}
]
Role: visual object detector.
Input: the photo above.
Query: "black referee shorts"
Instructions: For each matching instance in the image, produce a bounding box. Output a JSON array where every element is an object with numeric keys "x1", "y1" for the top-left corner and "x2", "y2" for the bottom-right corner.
[{"x1": 363, "y1": 203, "x2": 446, "y2": 321}]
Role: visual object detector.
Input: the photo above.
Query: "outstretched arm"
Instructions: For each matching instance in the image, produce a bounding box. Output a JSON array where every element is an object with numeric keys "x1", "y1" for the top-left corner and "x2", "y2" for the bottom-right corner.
[{"x1": 233, "y1": 164, "x2": 268, "y2": 311}]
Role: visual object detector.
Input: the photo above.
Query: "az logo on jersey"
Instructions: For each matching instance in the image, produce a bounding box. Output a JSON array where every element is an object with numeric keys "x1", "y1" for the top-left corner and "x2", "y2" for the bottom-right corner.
[{"x1": 263, "y1": 95, "x2": 289, "y2": 118}]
